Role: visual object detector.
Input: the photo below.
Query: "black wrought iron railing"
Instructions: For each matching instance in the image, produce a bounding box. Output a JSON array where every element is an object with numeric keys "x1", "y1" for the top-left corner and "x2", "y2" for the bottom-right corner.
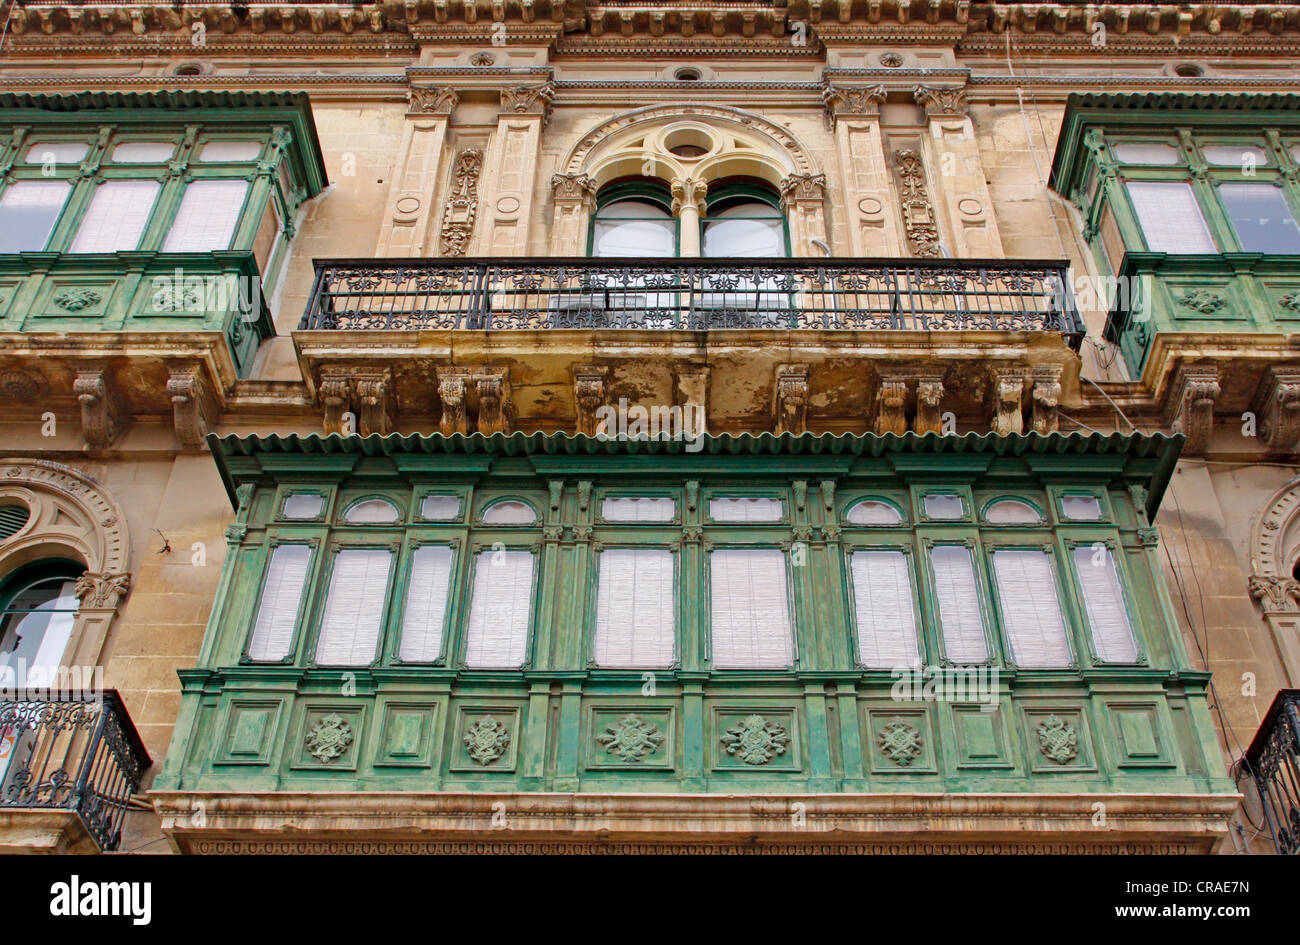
[
  {"x1": 1243, "y1": 689, "x2": 1300, "y2": 855},
  {"x1": 0, "y1": 691, "x2": 151, "y2": 852},
  {"x1": 300, "y1": 257, "x2": 1085, "y2": 349}
]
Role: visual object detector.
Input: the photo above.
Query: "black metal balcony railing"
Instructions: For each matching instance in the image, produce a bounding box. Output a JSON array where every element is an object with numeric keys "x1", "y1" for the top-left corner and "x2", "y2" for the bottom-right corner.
[
  {"x1": 1243, "y1": 689, "x2": 1300, "y2": 854},
  {"x1": 0, "y1": 691, "x2": 151, "y2": 852},
  {"x1": 300, "y1": 257, "x2": 1085, "y2": 349}
]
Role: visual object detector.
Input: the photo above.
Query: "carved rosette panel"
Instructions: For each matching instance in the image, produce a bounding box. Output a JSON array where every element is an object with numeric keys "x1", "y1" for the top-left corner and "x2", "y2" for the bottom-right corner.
[
  {"x1": 440, "y1": 148, "x2": 484, "y2": 257},
  {"x1": 720, "y1": 714, "x2": 790, "y2": 766},
  {"x1": 596, "y1": 713, "x2": 664, "y2": 762},
  {"x1": 1036, "y1": 715, "x2": 1080, "y2": 765},
  {"x1": 878, "y1": 719, "x2": 923, "y2": 767},
  {"x1": 464, "y1": 718, "x2": 510, "y2": 765},
  {"x1": 894, "y1": 149, "x2": 941, "y2": 257},
  {"x1": 305, "y1": 715, "x2": 354, "y2": 764}
]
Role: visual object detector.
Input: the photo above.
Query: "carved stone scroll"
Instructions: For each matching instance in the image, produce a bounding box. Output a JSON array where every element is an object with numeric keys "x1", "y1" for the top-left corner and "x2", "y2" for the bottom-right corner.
[
  {"x1": 74, "y1": 369, "x2": 128, "y2": 450},
  {"x1": 915, "y1": 375, "x2": 945, "y2": 435},
  {"x1": 1165, "y1": 364, "x2": 1220, "y2": 455},
  {"x1": 1030, "y1": 365, "x2": 1063, "y2": 435},
  {"x1": 875, "y1": 375, "x2": 908, "y2": 435},
  {"x1": 1253, "y1": 367, "x2": 1300, "y2": 453},
  {"x1": 894, "y1": 149, "x2": 941, "y2": 257},
  {"x1": 775, "y1": 365, "x2": 809, "y2": 435}
]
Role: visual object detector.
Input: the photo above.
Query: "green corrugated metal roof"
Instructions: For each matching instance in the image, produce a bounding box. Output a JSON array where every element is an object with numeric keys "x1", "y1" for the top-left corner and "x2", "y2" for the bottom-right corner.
[
  {"x1": 1063, "y1": 91, "x2": 1300, "y2": 112},
  {"x1": 208, "y1": 430, "x2": 1183, "y2": 521}
]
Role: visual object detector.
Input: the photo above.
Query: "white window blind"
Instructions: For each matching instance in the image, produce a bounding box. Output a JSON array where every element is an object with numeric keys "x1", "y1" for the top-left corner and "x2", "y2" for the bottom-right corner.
[
  {"x1": 162, "y1": 179, "x2": 248, "y2": 252},
  {"x1": 992, "y1": 550, "x2": 1072, "y2": 668},
  {"x1": 709, "y1": 548, "x2": 793, "y2": 668},
  {"x1": 1060, "y1": 495, "x2": 1103, "y2": 521},
  {"x1": 247, "y1": 544, "x2": 312, "y2": 661},
  {"x1": 464, "y1": 550, "x2": 534, "y2": 667},
  {"x1": 314, "y1": 549, "x2": 392, "y2": 665},
  {"x1": 929, "y1": 545, "x2": 988, "y2": 663},
  {"x1": 1125, "y1": 181, "x2": 1216, "y2": 253},
  {"x1": 69, "y1": 180, "x2": 160, "y2": 253},
  {"x1": 602, "y1": 496, "x2": 675, "y2": 522},
  {"x1": 110, "y1": 142, "x2": 175, "y2": 163},
  {"x1": 709, "y1": 497, "x2": 783, "y2": 523},
  {"x1": 198, "y1": 140, "x2": 263, "y2": 163},
  {"x1": 281, "y1": 493, "x2": 323, "y2": 520},
  {"x1": 1073, "y1": 546, "x2": 1139, "y2": 663},
  {"x1": 593, "y1": 548, "x2": 675, "y2": 667},
  {"x1": 850, "y1": 551, "x2": 921, "y2": 668},
  {"x1": 399, "y1": 545, "x2": 454, "y2": 662}
]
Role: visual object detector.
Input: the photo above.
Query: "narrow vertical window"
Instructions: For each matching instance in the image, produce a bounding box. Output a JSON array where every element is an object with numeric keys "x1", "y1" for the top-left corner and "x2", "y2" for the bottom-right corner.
[
  {"x1": 928, "y1": 545, "x2": 988, "y2": 663},
  {"x1": 247, "y1": 544, "x2": 312, "y2": 662},
  {"x1": 593, "y1": 548, "x2": 675, "y2": 667},
  {"x1": 162, "y1": 179, "x2": 249, "y2": 252},
  {"x1": 850, "y1": 550, "x2": 921, "y2": 668},
  {"x1": 991, "y1": 550, "x2": 1072, "y2": 667},
  {"x1": 709, "y1": 548, "x2": 793, "y2": 668},
  {"x1": 463, "y1": 550, "x2": 534, "y2": 668},
  {"x1": 314, "y1": 549, "x2": 392, "y2": 666},
  {"x1": 398, "y1": 545, "x2": 454, "y2": 662},
  {"x1": 1072, "y1": 546, "x2": 1139, "y2": 663},
  {"x1": 69, "y1": 180, "x2": 160, "y2": 253}
]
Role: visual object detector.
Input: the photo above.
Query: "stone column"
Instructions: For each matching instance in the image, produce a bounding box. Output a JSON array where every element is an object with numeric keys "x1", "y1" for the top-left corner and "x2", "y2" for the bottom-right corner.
[
  {"x1": 375, "y1": 88, "x2": 457, "y2": 256},
  {"x1": 915, "y1": 85, "x2": 1004, "y2": 258},
  {"x1": 550, "y1": 173, "x2": 597, "y2": 256},
  {"x1": 671, "y1": 178, "x2": 708, "y2": 257},
  {"x1": 822, "y1": 84, "x2": 902, "y2": 256},
  {"x1": 480, "y1": 84, "x2": 554, "y2": 257}
]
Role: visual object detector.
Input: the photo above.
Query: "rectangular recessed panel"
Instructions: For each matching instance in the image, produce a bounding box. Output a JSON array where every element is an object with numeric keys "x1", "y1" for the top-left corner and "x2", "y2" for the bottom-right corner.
[
  {"x1": 992, "y1": 550, "x2": 1072, "y2": 668},
  {"x1": 247, "y1": 544, "x2": 312, "y2": 662},
  {"x1": 709, "y1": 548, "x2": 793, "y2": 668},
  {"x1": 315, "y1": 549, "x2": 392, "y2": 666},
  {"x1": 399, "y1": 545, "x2": 454, "y2": 662},
  {"x1": 593, "y1": 548, "x2": 675, "y2": 667},
  {"x1": 850, "y1": 550, "x2": 921, "y2": 668},
  {"x1": 929, "y1": 545, "x2": 988, "y2": 663},
  {"x1": 464, "y1": 550, "x2": 534, "y2": 668}
]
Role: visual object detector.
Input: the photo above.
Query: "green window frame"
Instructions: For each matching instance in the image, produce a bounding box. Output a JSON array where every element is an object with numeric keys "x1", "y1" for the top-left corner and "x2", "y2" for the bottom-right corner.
[
  {"x1": 388, "y1": 537, "x2": 464, "y2": 665},
  {"x1": 305, "y1": 538, "x2": 399, "y2": 668}
]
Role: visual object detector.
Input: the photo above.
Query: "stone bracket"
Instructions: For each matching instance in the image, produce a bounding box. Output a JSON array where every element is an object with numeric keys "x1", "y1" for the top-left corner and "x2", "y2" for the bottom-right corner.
[
  {"x1": 988, "y1": 368, "x2": 1030, "y2": 436},
  {"x1": 318, "y1": 366, "x2": 393, "y2": 436},
  {"x1": 774, "y1": 364, "x2": 810, "y2": 435},
  {"x1": 74, "y1": 368, "x2": 129, "y2": 450},
  {"x1": 166, "y1": 364, "x2": 217, "y2": 450},
  {"x1": 573, "y1": 364, "x2": 608, "y2": 437},
  {"x1": 874, "y1": 372, "x2": 947, "y2": 435},
  {"x1": 437, "y1": 365, "x2": 514, "y2": 435},
  {"x1": 1252, "y1": 367, "x2": 1300, "y2": 453},
  {"x1": 1030, "y1": 365, "x2": 1064, "y2": 435},
  {"x1": 874, "y1": 373, "x2": 909, "y2": 435},
  {"x1": 1164, "y1": 364, "x2": 1221, "y2": 455},
  {"x1": 1249, "y1": 574, "x2": 1300, "y2": 615}
]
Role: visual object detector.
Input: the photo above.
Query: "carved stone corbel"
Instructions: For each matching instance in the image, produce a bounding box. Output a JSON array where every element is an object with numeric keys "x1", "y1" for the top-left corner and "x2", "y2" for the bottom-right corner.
[
  {"x1": 875, "y1": 374, "x2": 908, "y2": 435},
  {"x1": 1030, "y1": 365, "x2": 1063, "y2": 435},
  {"x1": 914, "y1": 85, "x2": 969, "y2": 118},
  {"x1": 1253, "y1": 367, "x2": 1300, "y2": 453},
  {"x1": 476, "y1": 371, "x2": 512, "y2": 435},
  {"x1": 821, "y1": 83, "x2": 886, "y2": 129},
  {"x1": 74, "y1": 369, "x2": 128, "y2": 450},
  {"x1": 1250, "y1": 574, "x2": 1300, "y2": 615},
  {"x1": 407, "y1": 86, "x2": 459, "y2": 116},
  {"x1": 915, "y1": 375, "x2": 945, "y2": 434},
  {"x1": 988, "y1": 370, "x2": 1027, "y2": 435},
  {"x1": 1165, "y1": 364, "x2": 1220, "y2": 454},
  {"x1": 436, "y1": 369, "x2": 469, "y2": 436},
  {"x1": 551, "y1": 173, "x2": 598, "y2": 206},
  {"x1": 674, "y1": 366, "x2": 709, "y2": 437},
  {"x1": 354, "y1": 369, "x2": 392, "y2": 436},
  {"x1": 573, "y1": 364, "x2": 608, "y2": 436},
  {"x1": 775, "y1": 364, "x2": 810, "y2": 435},
  {"x1": 318, "y1": 371, "x2": 352, "y2": 436},
  {"x1": 166, "y1": 365, "x2": 213, "y2": 450}
]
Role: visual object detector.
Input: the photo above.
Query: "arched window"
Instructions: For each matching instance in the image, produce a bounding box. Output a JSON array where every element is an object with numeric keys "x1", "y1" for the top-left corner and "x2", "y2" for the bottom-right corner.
[
  {"x1": 702, "y1": 182, "x2": 787, "y2": 258},
  {"x1": 590, "y1": 182, "x2": 676, "y2": 258},
  {"x1": 0, "y1": 560, "x2": 83, "y2": 687}
]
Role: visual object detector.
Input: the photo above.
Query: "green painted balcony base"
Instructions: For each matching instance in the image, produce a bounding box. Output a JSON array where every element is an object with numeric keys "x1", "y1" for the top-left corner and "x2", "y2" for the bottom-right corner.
[{"x1": 151, "y1": 790, "x2": 1239, "y2": 854}]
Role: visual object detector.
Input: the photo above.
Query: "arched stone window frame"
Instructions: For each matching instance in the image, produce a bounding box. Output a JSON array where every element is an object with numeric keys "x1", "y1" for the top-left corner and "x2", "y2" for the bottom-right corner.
[
  {"x1": 1248, "y1": 477, "x2": 1300, "y2": 684},
  {"x1": 0, "y1": 459, "x2": 132, "y2": 677},
  {"x1": 550, "y1": 104, "x2": 828, "y2": 258}
]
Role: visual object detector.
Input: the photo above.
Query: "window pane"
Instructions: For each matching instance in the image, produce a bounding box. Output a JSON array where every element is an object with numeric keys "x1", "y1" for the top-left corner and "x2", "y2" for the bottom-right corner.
[
  {"x1": 992, "y1": 550, "x2": 1072, "y2": 668},
  {"x1": 342, "y1": 498, "x2": 399, "y2": 524},
  {"x1": 247, "y1": 544, "x2": 311, "y2": 661},
  {"x1": 1125, "y1": 181, "x2": 1216, "y2": 253},
  {"x1": 593, "y1": 548, "x2": 675, "y2": 667},
  {"x1": 1111, "y1": 143, "x2": 1180, "y2": 165},
  {"x1": 23, "y1": 142, "x2": 89, "y2": 165},
  {"x1": 1219, "y1": 183, "x2": 1300, "y2": 253},
  {"x1": 0, "y1": 578, "x2": 79, "y2": 687},
  {"x1": 463, "y1": 550, "x2": 534, "y2": 667},
  {"x1": 1060, "y1": 495, "x2": 1103, "y2": 521},
  {"x1": 69, "y1": 180, "x2": 160, "y2": 253},
  {"x1": 850, "y1": 551, "x2": 921, "y2": 669},
  {"x1": 110, "y1": 141, "x2": 175, "y2": 163},
  {"x1": 602, "y1": 496, "x2": 675, "y2": 522},
  {"x1": 709, "y1": 548, "x2": 793, "y2": 668},
  {"x1": 199, "y1": 141, "x2": 263, "y2": 162},
  {"x1": 419, "y1": 495, "x2": 460, "y2": 521},
  {"x1": 709, "y1": 497, "x2": 783, "y2": 522},
  {"x1": 1072, "y1": 546, "x2": 1139, "y2": 663},
  {"x1": 399, "y1": 545, "x2": 454, "y2": 662},
  {"x1": 923, "y1": 494, "x2": 965, "y2": 520},
  {"x1": 592, "y1": 200, "x2": 675, "y2": 258},
  {"x1": 703, "y1": 203, "x2": 785, "y2": 258},
  {"x1": 0, "y1": 181, "x2": 70, "y2": 252},
  {"x1": 846, "y1": 500, "x2": 904, "y2": 526},
  {"x1": 162, "y1": 179, "x2": 248, "y2": 252},
  {"x1": 281, "y1": 493, "x2": 323, "y2": 520},
  {"x1": 1202, "y1": 145, "x2": 1269, "y2": 168},
  {"x1": 315, "y1": 549, "x2": 392, "y2": 666},
  {"x1": 481, "y1": 500, "x2": 536, "y2": 525},
  {"x1": 984, "y1": 500, "x2": 1040, "y2": 524},
  {"x1": 929, "y1": 545, "x2": 988, "y2": 663}
]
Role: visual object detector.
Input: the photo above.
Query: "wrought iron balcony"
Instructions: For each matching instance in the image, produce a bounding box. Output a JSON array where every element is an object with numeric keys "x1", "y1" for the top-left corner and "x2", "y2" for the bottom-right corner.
[
  {"x1": 300, "y1": 257, "x2": 1085, "y2": 349},
  {"x1": 0, "y1": 691, "x2": 151, "y2": 852},
  {"x1": 1243, "y1": 689, "x2": 1300, "y2": 855}
]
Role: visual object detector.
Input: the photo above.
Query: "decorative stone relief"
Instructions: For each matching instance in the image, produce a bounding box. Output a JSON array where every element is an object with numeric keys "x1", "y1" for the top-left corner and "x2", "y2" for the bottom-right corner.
[
  {"x1": 1252, "y1": 367, "x2": 1300, "y2": 453},
  {"x1": 572, "y1": 364, "x2": 607, "y2": 436},
  {"x1": 464, "y1": 718, "x2": 510, "y2": 765},
  {"x1": 52, "y1": 288, "x2": 103, "y2": 312},
  {"x1": 437, "y1": 370, "x2": 469, "y2": 436},
  {"x1": 74, "y1": 369, "x2": 128, "y2": 450},
  {"x1": 407, "y1": 86, "x2": 458, "y2": 115},
  {"x1": 670, "y1": 177, "x2": 709, "y2": 216},
  {"x1": 319, "y1": 373, "x2": 351, "y2": 435},
  {"x1": 439, "y1": 148, "x2": 484, "y2": 256},
  {"x1": 596, "y1": 713, "x2": 665, "y2": 762},
  {"x1": 500, "y1": 83, "x2": 555, "y2": 125},
  {"x1": 1249, "y1": 575, "x2": 1300, "y2": 614},
  {"x1": 355, "y1": 372, "x2": 392, "y2": 436},
  {"x1": 1030, "y1": 365, "x2": 1063, "y2": 435},
  {"x1": 304, "y1": 714, "x2": 354, "y2": 764},
  {"x1": 1165, "y1": 364, "x2": 1220, "y2": 455},
  {"x1": 0, "y1": 369, "x2": 47, "y2": 402},
  {"x1": 550, "y1": 173, "x2": 597, "y2": 202},
  {"x1": 988, "y1": 371, "x2": 1027, "y2": 436},
  {"x1": 166, "y1": 366, "x2": 210, "y2": 450},
  {"x1": 316, "y1": 368, "x2": 391, "y2": 436},
  {"x1": 778, "y1": 173, "x2": 827, "y2": 210},
  {"x1": 915, "y1": 376, "x2": 944, "y2": 435},
  {"x1": 721, "y1": 714, "x2": 790, "y2": 766},
  {"x1": 821, "y1": 83, "x2": 886, "y2": 129},
  {"x1": 878, "y1": 718, "x2": 923, "y2": 767},
  {"x1": 894, "y1": 149, "x2": 941, "y2": 257},
  {"x1": 875, "y1": 375, "x2": 908, "y2": 435},
  {"x1": 73, "y1": 571, "x2": 131, "y2": 609},
  {"x1": 1036, "y1": 715, "x2": 1080, "y2": 765},
  {"x1": 914, "y1": 85, "x2": 969, "y2": 118},
  {"x1": 476, "y1": 373, "x2": 511, "y2": 435},
  {"x1": 775, "y1": 364, "x2": 809, "y2": 435},
  {"x1": 1175, "y1": 289, "x2": 1226, "y2": 315}
]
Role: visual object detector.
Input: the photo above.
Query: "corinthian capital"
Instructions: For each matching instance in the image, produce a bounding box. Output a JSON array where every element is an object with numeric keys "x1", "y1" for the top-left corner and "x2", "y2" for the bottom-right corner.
[{"x1": 500, "y1": 83, "x2": 555, "y2": 124}]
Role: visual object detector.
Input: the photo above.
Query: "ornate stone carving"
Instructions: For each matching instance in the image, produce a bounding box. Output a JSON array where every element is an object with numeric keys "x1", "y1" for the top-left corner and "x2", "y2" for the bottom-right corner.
[
  {"x1": 1176, "y1": 289, "x2": 1225, "y2": 315},
  {"x1": 52, "y1": 288, "x2": 103, "y2": 312},
  {"x1": 476, "y1": 373, "x2": 511, "y2": 435},
  {"x1": 821, "y1": 83, "x2": 886, "y2": 128},
  {"x1": 894, "y1": 149, "x2": 941, "y2": 257},
  {"x1": 407, "y1": 86, "x2": 458, "y2": 115},
  {"x1": 1136, "y1": 527, "x2": 1161, "y2": 547},
  {"x1": 915, "y1": 376, "x2": 944, "y2": 435},
  {"x1": 73, "y1": 571, "x2": 131, "y2": 609},
  {"x1": 1036, "y1": 715, "x2": 1080, "y2": 765},
  {"x1": 550, "y1": 173, "x2": 597, "y2": 202},
  {"x1": 439, "y1": 148, "x2": 483, "y2": 256},
  {"x1": 1165, "y1": 364, "x2": 1220, "y2": 455},
  {"x1": 670, "y1": 178, "x2": 708, "y2": 216},
  {"x1": 355, "y1": 372, "x2": 392, "y2": 436},
  {"x1": 1250, "y1": 575, "x2": 1300, "y2": 614},
  {"x1": 1253, "y1": 368, "x2": 1300, "y2": 453},
  {"x1": 319, "y1": 372, "x2": 352, "y2": 436},
  {"x1": 989, "y1": 371, "x2": 1026, "y2": 436},
  {"x1": 1030, "y1": 365, "x2": 1063, "y2": 435},
  {"x1": 778, "y1": 173, "x2": 827, "y2": 210},
  {"x1": 500, "y1": 82, "x2": 555, "y2": 124},
  {"x1": 437, "y1": 371, "x2": 469, "y2": 436},
  {"x1": 597, "y1": 714, "x2": 665, "y2": 762},
  {"x1": 721, "y1": 714, "x2": 790, "y2": 766},
  {"x1": 572, "y1": 364, "x2": 607, "y2": 436},
  {"x1": 0, "y1": 369, "x2": 47, "y2": 402},
  {"x1": 166, "y1": 366, "x2": 209, "y2": 450},
  {"x1": 464, "y1": 718, "x2": 510, "y2": 765},
  {"x1": 74, "y1": 369, "x2": 128, "y2": 450},
  {"x1": 875, "y1": 375, "x2": 908, "y2": 435},
  {"x1": 775, "y1": 364, "x2": 809, "y2": 435},
  {"x1": 304, "y1": 715, "x2": 354, "y2": 764},
  {"x1": 0, "y1": 460, "x2": 131, "y2": 576},
  {"x1": 914, "y1": 85, "x2": 969, "y2": 117},
  {"x1": 878, "y1": 719, "x2": 923, "y2": 767}
]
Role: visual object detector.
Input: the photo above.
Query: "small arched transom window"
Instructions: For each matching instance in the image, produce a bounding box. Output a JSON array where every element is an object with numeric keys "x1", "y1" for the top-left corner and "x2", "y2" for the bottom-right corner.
[
  {"x1": 984, "y1": 499, "x2": 1042, "y2": 525},
  {"x1": 482, "y1": 500, "x2": 538, "y2": 525},
  {"x1": 342, "y1": 498, "x2": 400, "y2": 525},
  {"x1": 845, "y1": 500, "x2": 904, "y2": 526}
]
